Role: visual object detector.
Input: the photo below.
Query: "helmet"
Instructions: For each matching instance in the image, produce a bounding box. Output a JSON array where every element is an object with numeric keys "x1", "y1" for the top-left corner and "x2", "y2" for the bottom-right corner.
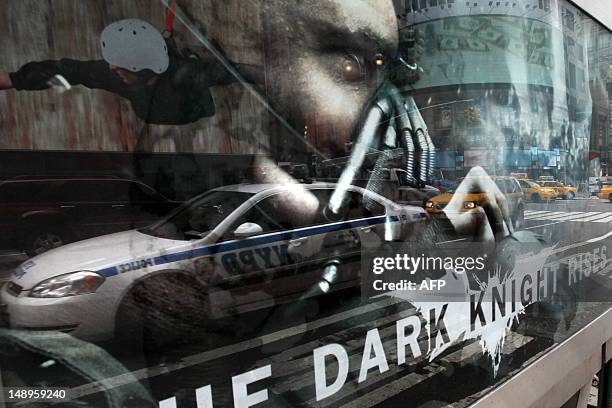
[{"x1": 100, "y1": 19, "x2": 169, "y2": 74}]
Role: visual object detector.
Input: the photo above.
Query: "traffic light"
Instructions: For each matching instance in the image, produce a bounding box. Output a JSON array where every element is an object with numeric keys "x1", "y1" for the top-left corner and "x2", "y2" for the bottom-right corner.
[
  {"x1": 473, "y1": 106, "x2": 481, "y2": 122},
  {"x1": 400, "y1": 27, "x2": 424, "y2": 66},
  {"x1": 464, "y1": 106, "x2": 481, "y2": 124},
  {"x1": 391, "y1": 27, "x2": 425, "y2": 86}
]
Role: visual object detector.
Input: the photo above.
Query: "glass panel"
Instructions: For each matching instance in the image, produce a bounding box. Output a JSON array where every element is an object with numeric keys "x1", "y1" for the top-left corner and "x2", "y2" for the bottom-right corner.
[{"x1": 0, "y1": 1, "x2": 609, "y2": 407}]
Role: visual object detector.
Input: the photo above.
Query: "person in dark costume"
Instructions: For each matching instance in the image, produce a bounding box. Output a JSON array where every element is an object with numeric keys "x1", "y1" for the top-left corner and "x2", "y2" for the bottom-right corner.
[{"x1": 0, "y1": 19, "x2": 263, "y2": 125}]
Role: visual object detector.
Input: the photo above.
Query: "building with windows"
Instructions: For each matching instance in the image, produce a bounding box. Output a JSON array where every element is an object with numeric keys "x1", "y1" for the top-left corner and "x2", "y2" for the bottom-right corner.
[
  {"x1": 584, "y1": 17, "x2": 612, "y2": 176},
  {"x1": 392, "y1": 0, "x2": 606, "y2": 184}
]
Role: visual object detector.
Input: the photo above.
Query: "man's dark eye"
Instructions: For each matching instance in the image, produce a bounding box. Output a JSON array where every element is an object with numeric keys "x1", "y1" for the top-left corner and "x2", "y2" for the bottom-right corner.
[{"x1": 340, "y1": 55, "x2": 363, "y2": 81}]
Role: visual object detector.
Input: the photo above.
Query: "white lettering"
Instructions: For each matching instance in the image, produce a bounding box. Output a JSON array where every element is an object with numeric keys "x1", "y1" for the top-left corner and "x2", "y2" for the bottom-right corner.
[
  {"x1": 314, "y1": 344, "x2": 349, "y2": 401},
  {"x1": 396, "y1": 316, "x2": 422, "y2": 365},
  {"x1": 196, "y1": 386, "x2": 213, "y2": 408},
  {"x1": 358, "y1": 329, "x2": 389, "y2": 383},
  {"x1": 159, "y1": 397, "x2": 177, "y2": 408},
  {"x1": 232, "y1": 365, "x2": 271, "y2": 408}
]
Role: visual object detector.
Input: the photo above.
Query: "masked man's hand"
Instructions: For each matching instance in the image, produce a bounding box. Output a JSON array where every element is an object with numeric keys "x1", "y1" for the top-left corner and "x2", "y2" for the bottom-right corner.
[
  {"x1": 443, "y1": 166, "x2": 514, "y2": 245},
  {"x1": 0, "y1": 71, "x2": 13, "y2": 90}
]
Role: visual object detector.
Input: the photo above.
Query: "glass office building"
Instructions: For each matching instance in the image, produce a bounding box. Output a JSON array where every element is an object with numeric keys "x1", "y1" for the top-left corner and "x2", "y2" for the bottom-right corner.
[{"x1": 392, "y1": 0, "x2": 609, "y2": 184}]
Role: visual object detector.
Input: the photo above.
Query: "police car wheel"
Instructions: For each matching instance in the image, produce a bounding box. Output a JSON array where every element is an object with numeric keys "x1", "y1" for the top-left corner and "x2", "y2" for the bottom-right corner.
[
  {"x1": 116, "y1": 274, "x2": 213, "y2": 351},
  {"x1": 25, "y1": 227, "x2": 69, "y2": 256},
  {"x1": 114, "y1": 292, "x2": 147, "y2": 350}
]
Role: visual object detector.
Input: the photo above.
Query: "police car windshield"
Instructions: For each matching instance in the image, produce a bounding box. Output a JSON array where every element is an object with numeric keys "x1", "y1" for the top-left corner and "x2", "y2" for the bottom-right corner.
[{"x1": 142, "y1": 190, "x2": 253, "y2": 240}]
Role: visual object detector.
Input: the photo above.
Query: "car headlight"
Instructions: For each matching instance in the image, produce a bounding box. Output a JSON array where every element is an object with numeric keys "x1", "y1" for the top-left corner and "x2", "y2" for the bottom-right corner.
[
  {"x1": 425, "y1": 201, "x2": 435, "y2": 208},
  {"x1": 463, "y1": 201, "x2": 478, "y2": 209},
  {"x1": 29, "y1": 271, "x2": 105, "y2": 298}
]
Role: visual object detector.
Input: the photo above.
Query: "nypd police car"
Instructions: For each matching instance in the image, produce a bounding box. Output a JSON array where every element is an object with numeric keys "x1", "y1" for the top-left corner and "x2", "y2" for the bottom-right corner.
[{"x1": 1, "y1": 183, "x2": 427, "y2": 342}]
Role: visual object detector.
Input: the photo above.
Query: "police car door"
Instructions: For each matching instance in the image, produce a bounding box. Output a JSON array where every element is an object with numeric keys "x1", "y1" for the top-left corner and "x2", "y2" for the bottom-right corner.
[
  {"x1": 344, "y1": 188, "x2": 387, "y2": 281},
  {"x1": 210, "y1": 191, "x2": 318, "y2": 315},
  {"x1": 298, "y1": 188, "x2": 387, "y2": 293}
]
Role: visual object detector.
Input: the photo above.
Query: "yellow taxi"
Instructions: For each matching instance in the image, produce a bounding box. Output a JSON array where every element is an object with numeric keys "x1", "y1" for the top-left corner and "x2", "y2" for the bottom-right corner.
[
  {"x1": 536, "y1": 180, "x2": 576, "y2": 200},
  {"x1": 516, "y1": 179, "x2": 557, "y2": 202},
  {"x1": 598, "y1": 185, "x2": 612, "y2": 202},
  {"x1": 425, "y1": 176, "x2": 525, "y2": 228}
]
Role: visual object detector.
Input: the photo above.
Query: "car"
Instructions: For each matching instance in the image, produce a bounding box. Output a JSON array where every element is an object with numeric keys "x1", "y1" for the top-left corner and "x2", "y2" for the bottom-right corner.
[
  {"x1": 358, "y1": 168, "x2": 441, "y2": 207},
  {"x1": 588, "y1": 176, "x2": 602, "y2": 196},
  {"x1": 598, "y1": 185, "x2": 612, "y2": 202},
  {"x1": 0, "y1": 177, "x2": 179, "y2": 256},
  {"x1": 424, "y1": 176, "x2": 525, "y2": 229},
  {"x1": 0, "y1": 182, "x2": 428, "y2": 342},
  {"x1": 318, "y1": 167, "x2": 441, "y2": 207},
  {"x1": 516, "y1": 179, "x2": 557, "y2": 202},
  {"x1": 536, "y1": 180, "x2": 576, "y2": 200}
]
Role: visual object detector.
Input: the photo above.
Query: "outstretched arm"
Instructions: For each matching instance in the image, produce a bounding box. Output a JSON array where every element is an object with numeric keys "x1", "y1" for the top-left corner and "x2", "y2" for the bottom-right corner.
[
  {"x1": 0, "y1": 71, "x2": 13, "y2": 90},
  {"x1": 7, "y1": 59, "x2": 124, "y2": 94}
]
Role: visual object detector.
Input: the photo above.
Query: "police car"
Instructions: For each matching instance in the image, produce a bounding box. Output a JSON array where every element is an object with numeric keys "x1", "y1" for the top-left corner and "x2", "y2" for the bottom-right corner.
[{"x1": 1, "y1": 183, "x2": 427, "y2": 342}]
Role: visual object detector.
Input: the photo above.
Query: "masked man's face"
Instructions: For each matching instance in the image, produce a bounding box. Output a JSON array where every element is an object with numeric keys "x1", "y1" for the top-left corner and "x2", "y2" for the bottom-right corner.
[{"x1": 262, "y1": 0, "x2": 398, "y2": 154}]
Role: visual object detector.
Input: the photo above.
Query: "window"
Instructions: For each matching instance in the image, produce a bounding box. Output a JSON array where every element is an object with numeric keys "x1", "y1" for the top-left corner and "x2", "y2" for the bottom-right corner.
[
  {"x1": 494, "y1": 179, "x2": 506, "y2": 193},
  {"x1": 230, "y1": 191, "x2": 322, "y2": 235},
  {"x1": 56, "y1": 181, "x2": 116, "y2": 202},
  {"x1": 0, "y1": 182, "x2": 48, "y2": 203},
  {"x1": 2, "y1": 1, "x2": 612, "y2": 406},
  {"x1": 111, "y1": 181, "x2": 158, "y2": 202},
  {"x1": 495, "y1": 179, "x2": 517, "y2": 194},
  {"x1": 564, "y1": 9, "x2": 575, "y2": 31},
  {"x1": 568, "y1": 62, "x2": 576, "y2": 89},
  {"x1": 577, "y1": 67, "x2": 584, "y2": 91},
  {"x1": 509, "y1": 179, "x2": 520, "y2": 193},
  {"x1": 144, "y1": 191, "x2": 252, "y2": 240},
  {"x1": 309, "y1": 189, "x2": 385, "y2": 223},
  {"x1": 528, "y1": 180, "x2": 541, "y2": 188},
  {"x1": 345, "y1": 191, "x2": 386, "y2": 220}
]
